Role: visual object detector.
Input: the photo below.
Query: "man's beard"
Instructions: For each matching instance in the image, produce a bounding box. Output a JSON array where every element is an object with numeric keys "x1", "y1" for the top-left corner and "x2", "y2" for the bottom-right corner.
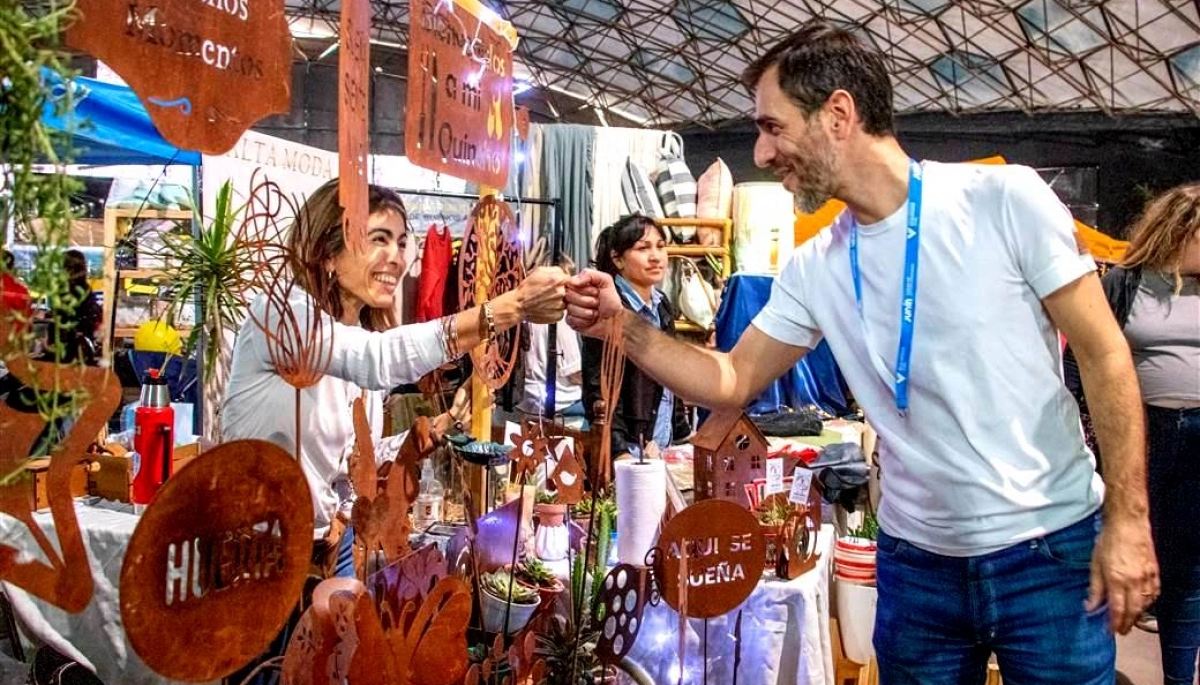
[
  {"x1": 787, "y1": 138, "x2": 837, "y2": 215},
  {"x1": 792, "y1": 183, "x2": 833, "y2": 215}
]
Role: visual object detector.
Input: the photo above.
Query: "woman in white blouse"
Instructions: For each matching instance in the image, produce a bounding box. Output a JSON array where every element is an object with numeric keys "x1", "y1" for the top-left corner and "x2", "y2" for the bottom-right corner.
[{"x1": 221, "y1": 179, "x2": 567, "y2": 575}]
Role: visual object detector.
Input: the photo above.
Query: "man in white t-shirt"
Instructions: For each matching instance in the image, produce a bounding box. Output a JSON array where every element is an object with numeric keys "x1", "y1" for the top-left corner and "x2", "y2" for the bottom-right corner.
[{"x1": 566, "y1": 22, "x2": 1158, "y2": 685}]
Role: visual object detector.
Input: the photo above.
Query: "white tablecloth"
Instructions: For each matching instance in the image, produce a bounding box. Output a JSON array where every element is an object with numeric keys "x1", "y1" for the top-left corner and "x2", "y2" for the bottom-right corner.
[
  {"x1": 1, "y1": 499, "x2": 215, "y2": 685},
  {"x1": 626, "y1": 525, "x2": 835, "y2": 685}
]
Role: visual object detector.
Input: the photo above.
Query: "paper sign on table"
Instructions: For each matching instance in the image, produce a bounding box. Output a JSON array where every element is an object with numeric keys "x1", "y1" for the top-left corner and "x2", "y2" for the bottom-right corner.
[
  {"x1": 789, "y1": 467, "x2": 814, "y2": 504},
  {"x1": 765, "y1": 457, "x2": 784, "y2": 495}
]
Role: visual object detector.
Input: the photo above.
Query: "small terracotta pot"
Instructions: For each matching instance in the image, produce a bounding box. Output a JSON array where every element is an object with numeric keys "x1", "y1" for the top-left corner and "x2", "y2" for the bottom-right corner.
[{"x1": 535, "y1": 502, "x2": 567, "y2": 528}]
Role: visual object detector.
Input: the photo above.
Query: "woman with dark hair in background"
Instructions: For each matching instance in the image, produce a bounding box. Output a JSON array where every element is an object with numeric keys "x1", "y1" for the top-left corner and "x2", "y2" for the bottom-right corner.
[
  {"x1": 221, "y1": 178, "x2": 568, "y2": 576},
  {"x1": 583, "y1": 215, "x2": 689, "y2": 460},
  {"x1": 1069, "y1": 182, "x2": 1200, "y2": 683},
  {"x1": 47, "y1": 249, "x2": 101, "y2": 365}
]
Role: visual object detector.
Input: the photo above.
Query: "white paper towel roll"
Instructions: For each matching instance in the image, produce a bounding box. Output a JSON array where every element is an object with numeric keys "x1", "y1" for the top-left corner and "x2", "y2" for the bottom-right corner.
[{"x1": 615, "y1": 459, "x2": 667, "y2": 566}]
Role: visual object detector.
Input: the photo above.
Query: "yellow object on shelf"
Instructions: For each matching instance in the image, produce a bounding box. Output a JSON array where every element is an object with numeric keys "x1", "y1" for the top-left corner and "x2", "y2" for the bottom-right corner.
[{"x1": 132, "y1": 321, "x2": 182, "y2": 354}]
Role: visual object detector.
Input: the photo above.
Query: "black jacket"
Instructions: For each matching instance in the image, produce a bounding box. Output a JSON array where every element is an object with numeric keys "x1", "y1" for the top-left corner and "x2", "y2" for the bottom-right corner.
[
  {"x1": 1063, "y1": 265, "x2": 1142, "y2": 468},
  {"x1": 582, "y1": 294, "x2": 690, "y2": 458}
]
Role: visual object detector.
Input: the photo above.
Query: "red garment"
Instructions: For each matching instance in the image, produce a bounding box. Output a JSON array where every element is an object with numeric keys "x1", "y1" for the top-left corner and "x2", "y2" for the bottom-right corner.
[
  {"x1": 416, "y1": 224, "x2": 452, "y2": 322},
  {"x1": 0, "y1": 273, "x2": 32, "y2": 333}
]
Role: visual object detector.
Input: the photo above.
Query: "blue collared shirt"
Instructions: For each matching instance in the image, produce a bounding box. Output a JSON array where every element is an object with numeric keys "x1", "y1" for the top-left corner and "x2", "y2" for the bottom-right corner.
[{"x1": 614, "y1": 275, "x2": 674, "y2": 453}]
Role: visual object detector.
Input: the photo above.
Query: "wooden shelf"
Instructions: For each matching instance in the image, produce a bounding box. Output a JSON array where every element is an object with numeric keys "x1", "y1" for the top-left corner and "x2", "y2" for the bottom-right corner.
[
  {"x1": 667, "y1": 245, "x2": 728, "y2": 257},
  {"x1": 673, "y1": 319, "x2": 710, "y2": 334},
  {"x1": 117, "y1": 269, "x2": 170, "y2": 280},
  {"x1": 658, "y1": 217, "x2": 731, "y2": 229},
  {"x1": 106, "y1": 207, "x2": 193, "y2": 220}
]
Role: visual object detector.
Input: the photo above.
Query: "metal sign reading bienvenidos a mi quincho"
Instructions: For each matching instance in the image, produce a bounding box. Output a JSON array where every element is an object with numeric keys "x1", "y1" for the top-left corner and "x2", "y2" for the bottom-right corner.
[
  {"x1": 405, "y1": 0, "x2": 517, "y2": 188},
  {"x1": 66, "y1": 0, "x2": 291, "y2": 154}
]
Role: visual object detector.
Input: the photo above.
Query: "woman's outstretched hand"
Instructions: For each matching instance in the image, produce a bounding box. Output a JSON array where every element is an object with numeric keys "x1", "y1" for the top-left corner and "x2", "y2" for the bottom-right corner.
[
  {"x1": 565, "y1": 269, "x2": 624, "y2": 338},
  {"x1": 515, "y1": 266, "x2": 570, "y2": 324}
]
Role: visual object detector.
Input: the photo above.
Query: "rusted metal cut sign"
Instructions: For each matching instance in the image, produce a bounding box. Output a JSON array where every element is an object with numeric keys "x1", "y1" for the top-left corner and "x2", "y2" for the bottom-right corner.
[
  {"x1": 405, "y1": 0, "x2": 517, "y2": 188},
  {"x1": 120, "y1": 439, "x2": 313, "y2": 681},
  {"x1": 653, "y1": 499, "x2": 765, "y2": 619},
  {"x1": 339, "y1": 0, "x2": 370, "y2": 252},
  {"x1": 66, "y1": 0, "x2": 292, "y2": 153}
]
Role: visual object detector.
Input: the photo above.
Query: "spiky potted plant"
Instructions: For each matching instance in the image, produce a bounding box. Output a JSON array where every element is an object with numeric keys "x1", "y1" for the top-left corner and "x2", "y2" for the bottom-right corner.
[{"x1": 479, "y1": 569, "x2": 540, "y2": 635}]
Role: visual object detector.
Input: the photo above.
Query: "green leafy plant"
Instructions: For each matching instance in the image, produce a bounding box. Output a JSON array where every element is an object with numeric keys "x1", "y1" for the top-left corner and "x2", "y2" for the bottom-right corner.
[
  {"x1": 515, "y1": 558, "x2": 557, "y2": 589},
  {"x1": 0, "y1": 1, "x2": 84, "y2": 471},
  {"x1": 572, "y1": 492, "x2": 616, "y2": 521},
  {"x1": 153, "y1": 180, "x2": 261, "y2": 381},
  {"x1": 758, "y1": 494, "x2": 794, "y2": 527},
  {"x1": 535, "y1": 490, "x2": 559, "y2": 505},
  {"x1": 480, "y1": 570, "x2": 539, "y2": 605},
  {"x1": 847, "y1": 507, "x2": 879, "y2": 541}
]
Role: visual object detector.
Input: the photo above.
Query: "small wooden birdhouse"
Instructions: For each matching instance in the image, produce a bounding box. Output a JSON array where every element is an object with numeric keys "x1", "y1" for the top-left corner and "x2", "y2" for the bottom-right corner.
[{"x1": 692, "y1": 410, "x2": 772, "y2": 510}]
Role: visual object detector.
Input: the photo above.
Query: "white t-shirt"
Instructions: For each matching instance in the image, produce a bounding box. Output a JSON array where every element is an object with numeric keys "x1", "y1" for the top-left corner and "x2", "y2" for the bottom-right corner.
[
  {"x1": 518, "y1": 319, "x2": 583, "y2": 415},
  {"x1": 221, "y1": 289, "x2": 446, "y2": 536},
  {"x1": 753, "y1": 162, "x2": 1103, "y2": 556}
]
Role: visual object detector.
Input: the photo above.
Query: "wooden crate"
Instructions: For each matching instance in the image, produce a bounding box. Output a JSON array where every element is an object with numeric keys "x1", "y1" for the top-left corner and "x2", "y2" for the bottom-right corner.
[
  {"x1": 87, "y1": 442, "x2": 202, "y2": 503},
  {"x1": 24, "y1": 458, "x2": 91, "y2": 511}
]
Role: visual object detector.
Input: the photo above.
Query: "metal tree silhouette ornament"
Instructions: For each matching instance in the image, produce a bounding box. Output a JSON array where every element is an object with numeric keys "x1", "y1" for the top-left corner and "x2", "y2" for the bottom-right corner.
[{"x1": 457, "y1": 196, "x2": 524, "y2": 389}]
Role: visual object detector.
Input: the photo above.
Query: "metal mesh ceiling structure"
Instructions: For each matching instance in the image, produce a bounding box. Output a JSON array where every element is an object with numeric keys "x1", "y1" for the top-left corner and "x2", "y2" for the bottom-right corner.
[{"x1": 285, "y1": 0, "x2": 1200, "y2": 128}]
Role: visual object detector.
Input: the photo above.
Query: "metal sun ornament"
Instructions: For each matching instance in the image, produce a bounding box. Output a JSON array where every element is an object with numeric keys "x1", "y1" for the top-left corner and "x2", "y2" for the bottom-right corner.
[{"x1": 457, "y1": 196, "x2": 524, "y2": 390}]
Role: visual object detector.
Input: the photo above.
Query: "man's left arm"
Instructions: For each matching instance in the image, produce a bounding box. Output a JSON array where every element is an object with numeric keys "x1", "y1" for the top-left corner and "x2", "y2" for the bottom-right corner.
[{"x1": 1043, "y1": 274, "x2": 1158, "y2": 634}]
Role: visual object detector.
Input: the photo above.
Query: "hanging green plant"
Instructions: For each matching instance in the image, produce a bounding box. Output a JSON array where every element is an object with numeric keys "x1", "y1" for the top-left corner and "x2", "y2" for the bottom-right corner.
[{"x1": 0, "y1": 1, "x2": 85, "y2": 453}]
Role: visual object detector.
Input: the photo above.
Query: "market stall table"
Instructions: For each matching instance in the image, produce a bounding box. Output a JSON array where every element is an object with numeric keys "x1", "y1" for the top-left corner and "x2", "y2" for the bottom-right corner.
[
  {"x1": 624, "y1": 524, "x2": 836, "y2": 685},
  {"x1": 1, "y1": 499, "x2": 215, "y2": 685}
]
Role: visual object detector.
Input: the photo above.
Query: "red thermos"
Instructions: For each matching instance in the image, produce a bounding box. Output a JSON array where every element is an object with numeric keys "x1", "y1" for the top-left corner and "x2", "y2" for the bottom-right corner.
[{"x1": 132, "y1": 368, "x2": 173, "y2": 511}]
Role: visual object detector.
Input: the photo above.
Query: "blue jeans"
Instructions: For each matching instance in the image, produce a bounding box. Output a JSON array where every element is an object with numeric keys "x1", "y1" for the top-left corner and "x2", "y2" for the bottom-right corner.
[
  {"x1": 874, "y1": 512, "x2": 1113, "y2": 685},
  {"x1": 1148, "y1": 405, "x2": 1200, "y2": 684}
]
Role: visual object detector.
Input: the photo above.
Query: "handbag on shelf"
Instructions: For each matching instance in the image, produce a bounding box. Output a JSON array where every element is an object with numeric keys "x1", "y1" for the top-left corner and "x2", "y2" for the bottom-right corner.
[{"x1": 673, "y1": 257, "x2": 718, "y2": 331}]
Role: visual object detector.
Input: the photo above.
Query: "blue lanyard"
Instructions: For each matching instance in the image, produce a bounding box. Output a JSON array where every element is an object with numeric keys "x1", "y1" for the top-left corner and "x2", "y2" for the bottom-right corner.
[{"x1": 849, "y1": 160, "x2": 923, "y2": 415}]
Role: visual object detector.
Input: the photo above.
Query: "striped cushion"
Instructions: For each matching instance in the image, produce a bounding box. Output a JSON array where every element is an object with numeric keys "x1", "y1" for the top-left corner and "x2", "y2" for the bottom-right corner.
[
  {"x1": 621, "y1": 158, "x2": 665, "y2": 218},
  {"x1": 655, "y1": 133, "x2": 697, "y2": 221}
]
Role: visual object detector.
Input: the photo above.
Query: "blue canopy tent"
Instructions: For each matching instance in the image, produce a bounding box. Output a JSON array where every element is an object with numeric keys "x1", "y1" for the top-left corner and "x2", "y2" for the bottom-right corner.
[
  {"x1": 39, "y1": 68, "x2": 201, "y2": 166},
  {"x1": 36, "y1": 68, "x2": 203, "y2": 427}
]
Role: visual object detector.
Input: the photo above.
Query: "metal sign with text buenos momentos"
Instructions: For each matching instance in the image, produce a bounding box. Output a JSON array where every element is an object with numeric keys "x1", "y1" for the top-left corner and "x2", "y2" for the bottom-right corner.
[
  {"x1": 66, "y1": 0, "x2": 292, "y2": 154},
  {"x1": 405, "y1": 0, "x2": 517, "y2": 188}
]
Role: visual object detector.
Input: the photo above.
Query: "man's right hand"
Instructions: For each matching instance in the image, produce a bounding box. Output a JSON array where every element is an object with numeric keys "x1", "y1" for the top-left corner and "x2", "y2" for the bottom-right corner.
[{"x1": 565, "y1": 269, "x2": 624, "y2": 338}]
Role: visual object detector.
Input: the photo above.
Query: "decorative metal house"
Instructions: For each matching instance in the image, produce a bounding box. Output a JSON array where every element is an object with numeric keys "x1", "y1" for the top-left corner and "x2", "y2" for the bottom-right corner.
[{"x1": 691, "y1": 410, "x2": 774, "y2": 510}]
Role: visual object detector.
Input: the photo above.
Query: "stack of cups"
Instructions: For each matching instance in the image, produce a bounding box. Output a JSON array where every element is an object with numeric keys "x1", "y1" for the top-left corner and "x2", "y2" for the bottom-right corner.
[{"x1": 833, "y1": 536, "x2": 877, "y2": 585}]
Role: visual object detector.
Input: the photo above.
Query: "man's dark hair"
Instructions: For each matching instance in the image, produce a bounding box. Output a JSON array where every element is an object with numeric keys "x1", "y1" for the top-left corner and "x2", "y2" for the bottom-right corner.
[{"x1": 742, "y1": 22, "x2": 895, "y2": 136}]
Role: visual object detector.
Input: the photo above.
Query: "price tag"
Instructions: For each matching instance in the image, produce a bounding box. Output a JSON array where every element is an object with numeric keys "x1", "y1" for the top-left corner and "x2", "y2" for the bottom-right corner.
[
  {"x1": 765, "y1": 457, "x2": 784, "y2": 495},
  {"x1": 789, "y1": 467, "x2": 814, "y2": 504}
]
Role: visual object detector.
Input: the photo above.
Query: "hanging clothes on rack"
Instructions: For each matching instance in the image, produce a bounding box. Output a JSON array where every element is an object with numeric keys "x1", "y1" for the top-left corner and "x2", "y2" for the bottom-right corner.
[{"x1": 416, "y1": 223, "x2": 452, "y2": 322}]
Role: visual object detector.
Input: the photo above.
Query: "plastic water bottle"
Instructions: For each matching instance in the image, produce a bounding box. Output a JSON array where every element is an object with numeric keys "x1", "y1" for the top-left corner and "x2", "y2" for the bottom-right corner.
[{"x1": 413, "y1": 459, "x2": 443, "y2": 532}]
